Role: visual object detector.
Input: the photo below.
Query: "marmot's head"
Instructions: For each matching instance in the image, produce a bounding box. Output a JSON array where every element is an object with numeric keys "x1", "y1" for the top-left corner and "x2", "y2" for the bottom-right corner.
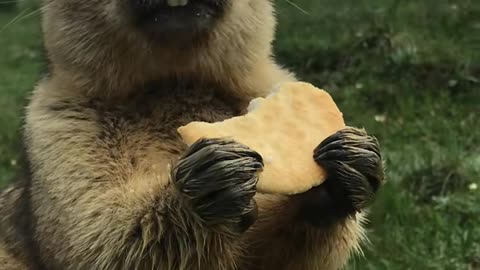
[{"x1": 41, "y1": 0, "x2": 277, "y2": 94}]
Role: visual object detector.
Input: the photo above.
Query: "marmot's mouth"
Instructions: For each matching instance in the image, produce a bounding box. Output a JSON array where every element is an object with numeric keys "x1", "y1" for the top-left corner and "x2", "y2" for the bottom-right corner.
[{"x1": 132, "y1": 0, "x2": 225, "y2": 42}]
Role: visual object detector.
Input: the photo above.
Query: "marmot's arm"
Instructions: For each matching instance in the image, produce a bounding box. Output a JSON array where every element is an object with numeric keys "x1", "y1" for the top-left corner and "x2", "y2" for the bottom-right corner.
[
  {"x1": 0, "y1": 245, "x2": 28, "y2": 270},
  {"x1": 240, "y1": 127, "x2": 384, "y2": 270},
  {"x1": 1, "y1": 187, "x2": 32, "y2": 270},
  {"x1": 24, "y1": 96, "x2": 262, "y2": 269}
]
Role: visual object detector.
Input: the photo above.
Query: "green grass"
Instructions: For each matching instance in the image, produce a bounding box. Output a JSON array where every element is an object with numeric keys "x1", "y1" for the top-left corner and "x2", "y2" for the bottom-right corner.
[
  {"x1": 275, "y1": 1, "x2": 480, "y2": 269},
  {"x1": 0, "y1": 1, "x2": 44, "y2": 184},
  {"x1": 1, "y1": 0, "x2": 479, "y2": 269}
]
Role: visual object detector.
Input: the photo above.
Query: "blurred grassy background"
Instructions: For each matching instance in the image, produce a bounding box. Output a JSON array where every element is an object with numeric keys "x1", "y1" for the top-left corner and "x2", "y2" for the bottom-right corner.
[{"x1": 0, "y1": 0, "x2": 479, "y2": 269}]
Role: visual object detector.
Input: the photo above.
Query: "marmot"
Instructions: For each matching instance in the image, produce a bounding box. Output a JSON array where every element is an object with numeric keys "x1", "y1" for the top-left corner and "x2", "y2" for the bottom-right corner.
[{"x1": 0, "y1": 0, "x2": 384, "y2": 269}]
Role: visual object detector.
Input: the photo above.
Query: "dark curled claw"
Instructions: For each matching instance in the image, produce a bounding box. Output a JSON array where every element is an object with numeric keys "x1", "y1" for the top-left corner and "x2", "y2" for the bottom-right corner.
[
  {"x1": 172, "y1": 138, "x2": 263, "y2": 232},
  {"x1": 313, "y1": 127, "x2": 384, "y2": 212}
]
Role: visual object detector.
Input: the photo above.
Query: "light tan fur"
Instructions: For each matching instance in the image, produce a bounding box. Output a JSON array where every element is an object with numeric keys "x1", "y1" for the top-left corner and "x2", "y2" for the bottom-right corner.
[{"x1": 0, "y1": 0, "x2": 373, "y2": 269}]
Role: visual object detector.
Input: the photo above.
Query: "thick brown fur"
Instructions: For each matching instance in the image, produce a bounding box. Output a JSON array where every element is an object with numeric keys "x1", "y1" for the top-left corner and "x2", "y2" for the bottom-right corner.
[{"x1": 0, "y1": 0, "x2": 384, "y2": 269}]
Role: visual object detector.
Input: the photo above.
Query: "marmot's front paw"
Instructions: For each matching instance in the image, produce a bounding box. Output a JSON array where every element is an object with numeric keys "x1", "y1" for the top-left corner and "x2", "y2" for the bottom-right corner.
[
  {"x1": 172, "y1": 138, "x2": 263, "y2": 233},
  {"x1": 298, "y1": 127, "x2": 384, "y2": 227}
]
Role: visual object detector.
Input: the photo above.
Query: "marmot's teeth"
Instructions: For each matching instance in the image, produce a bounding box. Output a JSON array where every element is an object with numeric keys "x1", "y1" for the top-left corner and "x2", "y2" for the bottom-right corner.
[
  {"x1": 167, "y1": 0, "x2": 188, "y2": 7},
  {"x1": 167, "y1": 0, "x2": 180, "y2": 7}
]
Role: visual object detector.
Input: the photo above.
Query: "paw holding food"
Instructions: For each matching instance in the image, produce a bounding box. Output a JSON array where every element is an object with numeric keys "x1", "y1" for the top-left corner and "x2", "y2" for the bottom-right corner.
[{"x1": 177, "y1": 82, "x2": 378, "y2": 196}]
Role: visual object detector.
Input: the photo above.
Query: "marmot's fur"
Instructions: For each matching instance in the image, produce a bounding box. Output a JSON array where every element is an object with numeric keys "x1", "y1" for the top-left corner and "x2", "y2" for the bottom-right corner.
[{"x1": 0, "y1": 0, "x2": 384, "y2": 269}]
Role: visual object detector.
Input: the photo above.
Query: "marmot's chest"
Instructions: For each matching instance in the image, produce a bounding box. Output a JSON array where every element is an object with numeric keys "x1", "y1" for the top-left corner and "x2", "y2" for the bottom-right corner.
[
  {"x1": 125, "y1": 88, "x2": 243, "y2": 134},
  {"x1": 98, "y1": 88, "x2": 246, "y2": 171}
]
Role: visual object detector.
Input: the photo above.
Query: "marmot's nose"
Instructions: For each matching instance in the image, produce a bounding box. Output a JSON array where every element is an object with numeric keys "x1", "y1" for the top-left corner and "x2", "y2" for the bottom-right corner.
[
  {"x1": 129, "y1": 0, "x2": 226, "y2": 41},
  {"x1": 131, "y1": 0, "x2": 161, "y2": 10},
  {"x1": 130, "y1": 0, "x2": 164, "y2": 19},
  {"x1": 131, "y1": 0, "x2": 224, "y2": 10},
  {"x1": 132, "y1": 0, "x2": 191, "y2": 10}
]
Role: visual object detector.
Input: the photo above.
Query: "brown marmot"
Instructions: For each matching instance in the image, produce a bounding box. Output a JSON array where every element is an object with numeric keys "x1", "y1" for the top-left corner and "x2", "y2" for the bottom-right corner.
[{"x1": 0, "y1": 0, "x2": 384, "y2": 269}]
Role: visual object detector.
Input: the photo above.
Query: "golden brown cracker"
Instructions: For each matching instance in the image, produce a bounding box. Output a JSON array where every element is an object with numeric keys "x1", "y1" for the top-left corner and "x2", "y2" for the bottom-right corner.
[{"x1": 177, "y1": 82, "x2": 346, "y2": 194}]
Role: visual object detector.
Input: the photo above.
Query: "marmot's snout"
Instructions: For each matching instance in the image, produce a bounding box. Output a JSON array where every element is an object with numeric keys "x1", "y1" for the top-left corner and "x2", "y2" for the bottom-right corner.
[{"x1": 130, "y1": 0, "x2": 227, "y2": 43}]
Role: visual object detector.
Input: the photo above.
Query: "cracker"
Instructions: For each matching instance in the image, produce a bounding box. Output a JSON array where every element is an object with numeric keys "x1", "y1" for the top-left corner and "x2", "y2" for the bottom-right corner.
[{"x1": 177, "y1": 82, "x2": 346, "y2": 195}]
